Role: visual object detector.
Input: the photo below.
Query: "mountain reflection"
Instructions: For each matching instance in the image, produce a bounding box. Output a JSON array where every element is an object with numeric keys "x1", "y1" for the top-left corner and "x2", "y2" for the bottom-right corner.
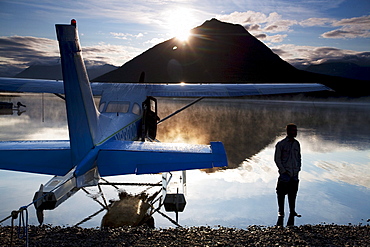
[{"x1": 157, "y1": 98, "x2": 370, "y2": 169}]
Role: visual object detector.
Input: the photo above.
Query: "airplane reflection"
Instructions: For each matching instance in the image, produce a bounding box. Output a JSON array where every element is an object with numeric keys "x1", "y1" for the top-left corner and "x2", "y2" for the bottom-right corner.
[{"x1": 0, "y1": 101, "x2": 26, "y2": 115}]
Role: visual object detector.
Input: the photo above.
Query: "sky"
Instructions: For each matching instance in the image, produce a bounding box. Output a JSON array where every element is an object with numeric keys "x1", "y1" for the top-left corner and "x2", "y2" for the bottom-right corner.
[{"x1": 0, "y1": 0, "x2": 369, "y2": 77}]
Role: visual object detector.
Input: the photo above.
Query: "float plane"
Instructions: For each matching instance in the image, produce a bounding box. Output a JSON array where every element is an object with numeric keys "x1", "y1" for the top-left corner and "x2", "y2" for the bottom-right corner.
[{"x1": 0, "y1": 20, "x2": 330, "y2": 225}]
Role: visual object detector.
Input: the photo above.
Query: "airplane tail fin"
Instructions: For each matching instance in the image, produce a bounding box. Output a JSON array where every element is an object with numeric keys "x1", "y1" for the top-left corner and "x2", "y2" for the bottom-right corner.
[{"x1": 56, "y1": 21, "x2": 99, "y2": 165}]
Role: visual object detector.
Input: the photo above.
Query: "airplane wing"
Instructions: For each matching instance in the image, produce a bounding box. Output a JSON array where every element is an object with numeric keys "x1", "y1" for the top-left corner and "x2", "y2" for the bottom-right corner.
[
  {"x1": 0, "y1": 77, "x2": 330, "y2": 97},
  {"x1": 0, "y1": 77, "x2": 65, "y2": 94},
  {"x1": 146, "y1": 83, "x2": 330, "y2": 97},
  {"x1": 0, "y1": 140, "x2": 226, "y2": 176},
  {"x1": 0, "y1": 77, "x2": 104, "y2": 95}
]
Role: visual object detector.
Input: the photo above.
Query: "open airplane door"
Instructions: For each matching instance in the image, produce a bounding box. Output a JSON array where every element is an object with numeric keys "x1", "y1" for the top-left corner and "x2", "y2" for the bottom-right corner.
[{"x1": 142, "y1": 96, "x2": 160, "y2": 141}]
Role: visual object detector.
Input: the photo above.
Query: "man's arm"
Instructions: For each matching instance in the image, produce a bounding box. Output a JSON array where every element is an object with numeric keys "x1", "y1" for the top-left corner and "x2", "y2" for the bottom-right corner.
[
  {"x1": 274, "y1": 142, "x2": 286, "y2": 174},
  {"x1": 297, "y1": 141, "x2": 302, "y2": 172}
]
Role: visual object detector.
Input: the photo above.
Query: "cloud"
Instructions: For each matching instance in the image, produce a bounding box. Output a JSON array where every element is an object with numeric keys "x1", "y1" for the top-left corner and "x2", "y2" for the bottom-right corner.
[
  {"x1": 0, "y1": 35, "x2": 143, "y2": 77},
  {"x1": 322, "y1": 15, "x2": 370, "y2": 39},
  {"x1": 216, "y1": 11, "x2": 297, "y2": 43},
  {"x1": 299, "y1": 18, "x2": 335, "y2": 27},
  {"x1": 6, "y1": 1, "x2": 206, "y2": 36},
  {"x1": 300, "y1": 15, "x2": 370, "y2": 39},
  {"x1": 83, "y1": 43, "x2": 143, "y2": 65},
  {"x1": 264, "y1": 34, "x2": 288, "y2": 43},
  {"x1": 0, "y1": 36, "x2": 59, "y2": 64},
  {"x1": 0, "y1": 36, "x2": 59, "y2": 76},
  {"x1": 271, "y1": 44, "x2": 370, "y2": 67},
  {"x1": 110, "y1": 32, "x2": 144, "y2": 40},
  {"x1": 144, "y1": 37, "x2": 167, "y2": 45},
  {"x1": 321, "y1": 29, "x2": 370, "y2": 39},
  {"x1": 218, "y1": 11, "x2": 298, "y2": 33},
  {"x1": 244, "y1": 24, "x2": 260, "y2": 31},
  {"x1": 334, "y1": 15, "x2": 370, "y2": 26}
]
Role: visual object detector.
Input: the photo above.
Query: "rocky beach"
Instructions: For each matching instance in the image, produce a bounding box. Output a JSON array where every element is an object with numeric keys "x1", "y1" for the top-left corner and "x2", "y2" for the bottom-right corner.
[{"x1": 1, "y1": 224, "x2": 369, "y2": 246}]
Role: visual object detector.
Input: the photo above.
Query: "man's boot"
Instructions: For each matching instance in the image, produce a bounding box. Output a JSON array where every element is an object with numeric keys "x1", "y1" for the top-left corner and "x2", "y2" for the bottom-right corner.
[
  {"x1": 276, "y1": 212, "x2": 284, "y2": 226},
  {"x1": 287, "y1": 214, "x2": 295, "y2": 226},
  {"x1": 287, "y1": 212, "x2": 301, "y2": 226}
]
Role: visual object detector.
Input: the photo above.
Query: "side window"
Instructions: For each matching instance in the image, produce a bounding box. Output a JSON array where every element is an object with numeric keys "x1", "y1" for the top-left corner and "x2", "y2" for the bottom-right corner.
[
  {"x1": 105, "y1": 101, "x2": 130, "y2": 113},
  {"x1": 132, "y1": 103, "x2": 141, "y2": 115},
  {"x1": 99, "y1": 102, "x2": 106, "y2": 112}
]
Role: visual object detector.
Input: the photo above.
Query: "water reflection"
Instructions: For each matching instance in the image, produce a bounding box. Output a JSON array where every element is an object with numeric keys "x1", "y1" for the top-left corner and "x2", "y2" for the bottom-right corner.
[
  {"x1": 158, "y1": 98, "x2": 370, "y2": 168},
  {"x1": 0, "y1": 93, "x2": 369, "y2": 228}
]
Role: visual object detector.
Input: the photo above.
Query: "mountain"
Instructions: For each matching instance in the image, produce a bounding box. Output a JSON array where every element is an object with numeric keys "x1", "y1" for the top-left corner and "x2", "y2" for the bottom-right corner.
[
  {"x1": 95, "y1": 19, "x2": 297, "y2": 83},
  {"x1": 15, "y1": 64, "x2": 63, "y2": 80},
  {"x1": 93, "y1": 18, "x2": 368, "y2": 97},
  {"x1": 15, "y1": 64, "x2": 118, "y2": 81},
  {"x1": 303, "y1": 62, "x2": 370, "y2": 81}
]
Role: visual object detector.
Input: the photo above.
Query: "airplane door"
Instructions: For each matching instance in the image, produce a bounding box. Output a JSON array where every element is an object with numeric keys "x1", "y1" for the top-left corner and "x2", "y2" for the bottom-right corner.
[{"x1": 142, "y1": 96, "x2": 159, "y2": 140}]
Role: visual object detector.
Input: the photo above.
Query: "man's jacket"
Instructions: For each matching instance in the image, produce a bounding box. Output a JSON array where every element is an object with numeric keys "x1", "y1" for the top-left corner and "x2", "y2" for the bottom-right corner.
[{"x1": 274, "y1": 137, "x2": 301, "y2": 177}]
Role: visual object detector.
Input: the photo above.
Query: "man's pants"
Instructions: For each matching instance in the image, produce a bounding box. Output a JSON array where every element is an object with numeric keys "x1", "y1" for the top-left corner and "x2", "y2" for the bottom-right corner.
[{"x1": 276, "y1": 178, "x2": 299, "y2": 216}]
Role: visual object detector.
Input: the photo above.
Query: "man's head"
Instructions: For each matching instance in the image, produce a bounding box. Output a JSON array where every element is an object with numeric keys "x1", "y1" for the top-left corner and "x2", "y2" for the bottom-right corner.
[{"x1": 286, "y1": 123, "x2": 297, "y2": 139}]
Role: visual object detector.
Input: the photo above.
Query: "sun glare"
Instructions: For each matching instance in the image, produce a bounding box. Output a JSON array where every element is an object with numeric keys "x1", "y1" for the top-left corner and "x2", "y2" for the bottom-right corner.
[{"x1": 166, "y1": 7, "x2": 195, "y2": 41}]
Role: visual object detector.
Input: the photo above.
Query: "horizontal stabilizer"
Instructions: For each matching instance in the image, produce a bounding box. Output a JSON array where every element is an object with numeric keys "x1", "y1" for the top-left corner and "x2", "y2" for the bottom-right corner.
[
  {"x1": 96, "y1": 141, "x2": 227, "y2": 176},
  {"x1": 0, "y1": 141, "x2": 73, "y2": 176}
]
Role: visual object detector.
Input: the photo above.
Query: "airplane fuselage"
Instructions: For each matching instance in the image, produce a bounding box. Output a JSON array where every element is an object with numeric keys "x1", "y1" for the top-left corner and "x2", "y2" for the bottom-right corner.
[{"x1": 96, "y1": 87, "x2": 148, "y2": 144}]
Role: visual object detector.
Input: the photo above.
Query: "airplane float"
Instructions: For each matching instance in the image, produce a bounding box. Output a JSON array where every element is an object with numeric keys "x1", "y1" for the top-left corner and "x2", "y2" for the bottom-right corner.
[{"x1": 0, "y1": 20, "x2": 330, "y2": 226}]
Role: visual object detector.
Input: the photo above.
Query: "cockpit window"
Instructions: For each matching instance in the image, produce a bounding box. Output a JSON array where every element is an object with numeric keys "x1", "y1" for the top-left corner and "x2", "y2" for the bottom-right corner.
[
  {"x1": 105, "y1": 101, "x2": 130, "y2": 113},
  {"x1": 132, "y1": 103, "x2": 141, "y2": 115},
  {"x1": 99, "y1": 102, "x2": 106, "y2": 112}
]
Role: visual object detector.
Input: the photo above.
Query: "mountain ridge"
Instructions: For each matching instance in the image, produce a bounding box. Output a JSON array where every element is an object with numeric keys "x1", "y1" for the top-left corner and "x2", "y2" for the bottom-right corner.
[
  {"x1": 94, "y1": 18, "x2": 298, "y2": 83},
  {"x1": 15, "y1": 64, "x2": 118, "y2": 81},
  {"x1": 93, "y1": 19, "x2": 368, "y2": 97},
  {"x1": 303, "y1": 62, "x2": 370, "y2": 81}
]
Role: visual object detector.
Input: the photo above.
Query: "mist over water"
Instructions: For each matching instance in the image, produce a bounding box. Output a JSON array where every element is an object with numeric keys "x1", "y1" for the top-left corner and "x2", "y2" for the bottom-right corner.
[
  {"x1": 0, "y1": 93, "x2": 369, "y2": 228},
  {"x1": 158, "y1": 98, "x2": 370, "y2": 168}
]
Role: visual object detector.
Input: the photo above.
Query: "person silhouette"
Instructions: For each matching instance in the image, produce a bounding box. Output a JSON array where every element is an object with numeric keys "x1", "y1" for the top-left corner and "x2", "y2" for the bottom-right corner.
[{"x1": 274, "y1": 123, "x2": 302, "y2": 226}]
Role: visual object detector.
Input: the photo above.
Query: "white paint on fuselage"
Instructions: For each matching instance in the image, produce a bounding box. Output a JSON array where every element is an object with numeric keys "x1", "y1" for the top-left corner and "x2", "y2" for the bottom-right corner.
[{"x1": 94, "y1": 86, "x2": 148, "y2": 145}]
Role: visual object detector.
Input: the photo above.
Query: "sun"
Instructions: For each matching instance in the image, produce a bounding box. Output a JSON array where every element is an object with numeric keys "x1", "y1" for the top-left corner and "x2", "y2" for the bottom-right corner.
[{"x1": 166, "y1": 7, "x2": 195, "y2": 41}]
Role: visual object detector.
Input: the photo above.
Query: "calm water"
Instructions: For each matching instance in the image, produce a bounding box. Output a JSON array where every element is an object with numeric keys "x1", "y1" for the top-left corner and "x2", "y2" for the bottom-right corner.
[{"x1": 0, "y1": 93, "x2": 369, "y2": 228}]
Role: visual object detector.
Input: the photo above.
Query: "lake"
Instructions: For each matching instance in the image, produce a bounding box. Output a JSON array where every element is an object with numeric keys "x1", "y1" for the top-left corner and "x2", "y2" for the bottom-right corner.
[{"x1": 0, "y1": 93, "x2": 369, "y2": 228}]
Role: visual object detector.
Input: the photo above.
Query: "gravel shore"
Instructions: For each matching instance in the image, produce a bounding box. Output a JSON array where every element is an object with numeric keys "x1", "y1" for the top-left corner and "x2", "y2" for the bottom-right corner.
[{"x1": 1, "y1": 224, "x2": 369, "y2": 246}]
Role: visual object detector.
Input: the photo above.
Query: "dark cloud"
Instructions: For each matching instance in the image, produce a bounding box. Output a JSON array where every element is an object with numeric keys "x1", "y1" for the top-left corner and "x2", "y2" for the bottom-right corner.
[
  {"x1": 254, "y1": 34, "x2": 267, "y2": 39},
  {"x1": 301, "y1": 15, "x2": 370, "y2": 39},
  {"x1": 322, "y1": 29, "x2": 369, "y2": 39},
  {"x1": 274, "y1": 44, "x2": 370, "y2": 67},
  {"x1": 271, "y1": 48, "x2": 288, "y2": 56},
  {"x1": 334, "y1": 15, "x2": 370, "y2": 26},
  {"x1": 0, "y1": 35, "x2": 142, "y2": 77},
  {"x1": 217, "y1": 11, "x2": 297, "y2": 43},
  {"x1": 0, "y1": 36, "x2": 59, "y2": 76},
  {"x1": 244, "y1": 24, "x2": 260, "y2": 31},
  {"x1": 265, "y1": 25, "x2": 279, "y2": 31}
]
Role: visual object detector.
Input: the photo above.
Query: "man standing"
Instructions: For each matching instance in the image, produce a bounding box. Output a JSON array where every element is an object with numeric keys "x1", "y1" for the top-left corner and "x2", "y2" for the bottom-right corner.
[{"x1": 274, "y1": 123, "x2": 301, "y2": 226}]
